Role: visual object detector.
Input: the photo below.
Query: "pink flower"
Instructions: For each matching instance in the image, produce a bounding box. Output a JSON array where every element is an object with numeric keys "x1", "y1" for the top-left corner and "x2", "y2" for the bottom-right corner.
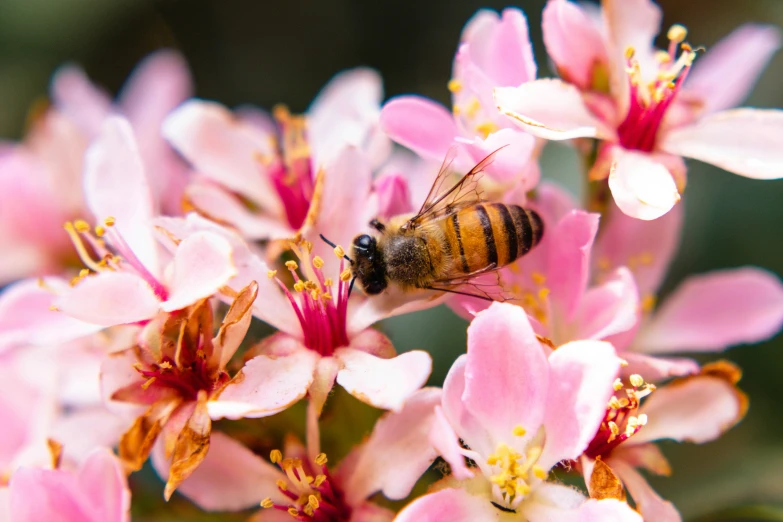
[
  {"x1": 580, "y1": 363, "x2": 747, "y2": 521},
  {"x1": 8, "y1": 449, "x2": 130, "y2": 522},
  {"x1": 399, "y1": 302, "x2": 640, "y2": 520},
  {"x1": 53, "y1": 117, "x2": 237, "y2": 327},
  {"x1": 380, "y1": 8, "x2": 538, "y2": 189},
  {"x1": 594, "y1": 202, "x2": 783, "y2": 379},
  {"x1": 153, "y1": 388, "x2": 442, "y2": 516},
  {"x1": 0, "y1": 50, "x2": 191, "y2": 284},
  {"x1": 496, "y1": 0, "x2": 783, "y2": 219},
  {"x1": 162, "y1": 69, "x2": 390, "y2": 242}
]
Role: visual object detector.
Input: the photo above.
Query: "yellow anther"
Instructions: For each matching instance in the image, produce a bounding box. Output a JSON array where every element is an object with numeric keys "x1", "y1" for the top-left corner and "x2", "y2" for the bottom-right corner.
[
  {"x1": 308, "y1": 495, "x2": 320, "y2": 510},
  {"x1": 619, "y1": 358, "x2": 629, "y2": 367},
  {"x1": 334, "y1": 245, "x2": 346, "y2": 259},
  {"x1": 466, "y1": 98, "x2": 481, "y2": 118},
  {"x1": 629, "y1": 374, "x2": 644, "y2": 388},
  {"x1": 324, "y1": 278, "x2": 333, "y2": 287},
  {"x1": 533, "y1": 465, "x2": 547, "y2": 480},
  {"x1": 74, "y1": 219, "x2": 90, "y2": 233},
  {"x1": 638, "y1": 251, "x2": 653, "y2": 265},
  {"x1": 447, "y1": 78, "x2": 462, "y2": 93},
  {"x1": 288, "y1": 507, "x2": 299, "y2": 516},
  {"x1": 617, "y1": 397, "x2": 630, "y2": 408},
  {"x1": 267, "y1": 270, "x2": 278, "y2": 279},
  {"x1": 313, "y1": 256, "x2": 325, "y2": 269},
  {"x1": 270, "y1": 449, "x2": 283, "y2": 464},
  {"x1": 609, "y1": 396, "x2": 621, "y2": 409},
  {"x1": 49, "y1": 305, "x2": 59, "y2": 311},
  {"x1": 104, "y1": 216, "x2": 116, "y2": 227},
  {"x1": 537, "y1": 287, "x2": 550, "y2": 300},
  {"x1": 681, "y1": 42, "x2": 693, "y2": 53},
  {"x1": 531, "y1": 272, "x2": 546, "y2": 285},
  {"x1": 141, "y1": 377, "x2": 156, "y2": 390},
  {"x1": 260, "y1": 498, "x2": 274, "y2": 508},
  {"x1": 340, "y1": 269, "x2": 352, "y2": 282},
  {"x1": 322, "y1": 293, "x2": 332, "y2": 300},
  {"x1": 475, "y1": 121, "x2": 499, "y2": 138},
  {"x1": 276, "y1": 479, "x2": 288, "y2": 490},
  {"x1": 310, "y1": 290, "x2": 320, "y2": 300},
  {"x1": 624, "y1": 46, "x2": 636, "y2": 60},
  {"x1": 159, "y1": 361, "x2": 172, "y2": 370},
  {"x1": 452, "y1": 104, "x2": 461, "y2": 116},
  {"x1": 304, "y1": 280, "x2": 317, "y2": 291},
  {"x1": 273, "y1": 104, "x2": 291, "y2": 121},
  {"x1": 285, "y1": 260, "x2": 299, "y2": 271},
  {"x1": 641, "y1": 294, "x2": 657, "y2": 313},
  {"x1": 513, "y1": 426, "x2": 527, "y2": 437},
  {"x1": 613, "y1": 378, "x2": 624, "y2": 391},
  {"x1": 655, "y1": 50, "x2": 672, "y2": 63},
  {"x1": 94, "y1": 226, "x2": 105, "y2": 237},
  {"x1": 304, "y1": 506, "x2": 315, "y2": 516},
  {"x1": 667, "y1": 24, "x2": 688, "y2": 43},
  {"x1": 314, "y1": 475, "x2": 326, "y2": 487},
  {"x1": 293, "y1": 281, "x2": 306, "y2": 293}
]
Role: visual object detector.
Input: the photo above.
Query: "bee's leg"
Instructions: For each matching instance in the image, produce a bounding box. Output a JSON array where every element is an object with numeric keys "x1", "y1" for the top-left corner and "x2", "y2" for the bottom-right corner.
[{"x1": 369, "y1": 218, "x2": 385, "y2": 232}]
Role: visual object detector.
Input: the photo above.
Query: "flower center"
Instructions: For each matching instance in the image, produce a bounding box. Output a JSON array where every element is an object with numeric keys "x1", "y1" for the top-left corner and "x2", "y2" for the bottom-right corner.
[
  {"x1": 617, "y1": 25, "x2": 697, "y2": 152},
  {"x1": 269, "y1": 240, "x2": 351, "y2": 356},
  {"x1": 584, "y1": 374, "x2": 654, "y2": 459},
  {"x1": 268, "y1": 105, "x2": 315, "y2": 230},
  {"x1": 485, "y1": 426, "x2": 548, "y2": 511},
  {"x1": 261, "y1": 451, "x2": 352, "y2": 521},
  {"x1": 64, "y1": 217, "x2": 168, "y2": 300}
]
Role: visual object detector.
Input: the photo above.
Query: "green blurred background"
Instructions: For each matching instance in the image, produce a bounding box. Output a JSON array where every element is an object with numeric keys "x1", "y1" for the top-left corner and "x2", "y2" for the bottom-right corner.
[{"x1": 2, "y1": 0, "x2": 782, "y2": 519}]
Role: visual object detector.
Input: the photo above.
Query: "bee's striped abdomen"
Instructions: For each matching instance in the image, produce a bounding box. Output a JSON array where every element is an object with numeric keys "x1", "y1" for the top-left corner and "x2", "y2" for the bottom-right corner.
[{"x1": 442, "y1": 203, "x2": 544, "y2": 275}]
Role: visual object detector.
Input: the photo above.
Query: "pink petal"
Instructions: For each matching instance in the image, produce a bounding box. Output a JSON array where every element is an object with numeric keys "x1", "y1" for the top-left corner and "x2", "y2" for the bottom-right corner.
[
  {"x1": 575, "y1": 267, "x2": 639, "y2": 341},
  {"x1": 50, "y1": 66, "x2": 111, "y2": 136},
  {"x1": 309, "y1": 356, "x2": 340, "y2": 416},
  {"x1": 593, "y1": 200, "x2": 683, "y2": 297},
  {"x1": 209, "y1": 349, "x2": 318, "y2": 419},
  {"x1": 379, "y1": 97, "x2": 457, "y2": 161},
  {"x1": 160, "y1": 232, "x2": 237, "y2": 312},
  {"x1": 334, "y1": 348, "x2": 432, "y2": 411},
  {"x1": 636, "y1": 268, "x2": 783, "y2": 354},
  {"x1": 607, "y1": 148, "x2": 681, "y2": 220},
  {"x1": 661, "y1": 109, "x2": 783, "y2": 179},
  {"x1": 539, "y1": 340, "x2": 621, "y2": 470},
  {"x1": 612, "y1": 443, "x2": 671, "y2": 476},
  {"x1": 463, "y1": 303, "x2": 549, "y2": 444},
  {"x1": 347, "y1": 503, "x2": 395, "y2": 522},
  {"x1": 574, "y1": 499, "x2": 644, "y2": 522},
  {"x1": 9, "y1": 448, "x2": 129, "y2": 522},
  {"x1": 56, "y1": 272, "x2": 160, "y2": 326},
  {"x1": 83, "y1": 117, "x2": 158, "y2": 275},
  {"x1": 428, "y1": 406, "x2": 473, "y2": 480},
  {"x1": 547, "y1": 210, "x2": 600, "y2": 321},
  {"x1": 341, "y1": 388, "x2": 441, "y2": 505},
  {"x1": 611, "y1": 460, "x2": 681, "y2": 522},
  {"x1": 634, "y1": 374, "x2": 745, "y2": 444},
  {"x1": 542, "y1": 0, "x2": 608, "y2": 89},
  {"x1": 621, "y1": 353, "x2": 700, "y2": 381},
  {"x1": 373, "y1": 173, "x2": 412, "y2": 221},
  {"x1": 459, "y1": 128, "x2": 536, "y2": 184},
  {"x1": 161, "y1": 100, "x2": 283, "y2": 214},
  {"x1": 685, "y1": 24, "x2": 781, "y2": 114},
  {"x1": 495, "y1": 80, "x2": 612, "y2": 140},
  {"x1": 465, "y1": 8, "x2": 537, "y2": 86},
  {"x1": 154, "y1": 431, "x2": 285, "y2": 511},
  {"x1": 441, "y1": 355, "x2": 493, "y2": 457},
  {"x1": 394, "y1": 488, "x2": 496, "y2": 522},
  {"x1": 0, "y1": 278, "x2": 102, "y2": 351},
  {"x1": 526, "y1": 483, "x2": 642, "y2": 522}
]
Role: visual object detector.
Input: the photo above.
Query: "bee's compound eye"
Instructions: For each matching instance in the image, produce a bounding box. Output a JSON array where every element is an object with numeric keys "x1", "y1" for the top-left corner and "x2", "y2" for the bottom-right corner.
[{"x1": 353, "y1": 234, "x2": 374, "y2": 250}]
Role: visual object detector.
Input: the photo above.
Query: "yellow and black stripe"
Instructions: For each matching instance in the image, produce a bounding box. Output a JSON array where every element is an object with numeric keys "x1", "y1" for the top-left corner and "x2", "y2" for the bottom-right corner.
[{"x1": 442, "y1": 203, "x2": 543, "y2": 275}]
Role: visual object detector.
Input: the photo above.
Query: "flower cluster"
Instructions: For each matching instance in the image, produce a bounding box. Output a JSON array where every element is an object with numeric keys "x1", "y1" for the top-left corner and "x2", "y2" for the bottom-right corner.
[{"x1": 1, "y1": 1, "x2": 782, "y2": 521}]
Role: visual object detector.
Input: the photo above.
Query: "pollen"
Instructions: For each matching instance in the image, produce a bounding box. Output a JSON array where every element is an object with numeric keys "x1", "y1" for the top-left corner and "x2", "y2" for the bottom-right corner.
[
  {"x1": 308, "y1": 495, "x2": 319, "y2": 510},
  {"x1": 613, "y1": 378, "x2": 624, "y2": 391},
  {"x1": 260, "y1": 498, "x2": 274, "y2": 508},
  {"x1": 475, "y1": 121, "x2": 499, "y2": 138},
  {"x1": 448, "y1": 78, "x2": 462, "y2": 93},
  {"x1": 324, "y1": 278, "x2": 333, "y2": 287},
  {"x1": 314, "y1": 474, "x2": 326, "y2": 487},
  {"x1": 288, "y1": 507, "x2": 299, "y2": 516},
  {"x1": 333, "y1": 245, "x2": 345, "y2": 259},
  {"x1": 313, "y1": 256, "x2": 325, "y2": 269},
  {"x1": 537, "y1": 288, "x2": 550, "y2": 300},
  {"x1": 533, "y1": 465, "x2": 547, "y2": 479},
  {"x1": 104, "y1": 216, "x2": 116, "y2": 227},
  {"x1": 267, "y1": 270, "x2": 278, "y2": 279},
  {"x1": 285, "y1": 260, "x2": 299, "y2": 271},
  {"x1": 74, "y1": 219, "x2": 90, "y2": 233},
  {"x1": 641, "y1": 294, "x2": 657, "y2": 313},
  {"x1": 531, "y1": 272, "x2": 546, "y2": 285},
  {"x1": 270, "y1": 449, "x2": 283, "y2": 464},
  {"x1": 629, "y1": 374, "x2": 644, "y2": 388},
  {"x1": 513, "y1": 425, "x2": 527, "y2": 437},
  {"x1": 293, "y1": 281, "x2": 305, "y2": 293},
  {"x1": 340, "y1": 268, "x2": 352, "y2": 282},
  {"x1": 624, "y1": 46, "x2": 636, "y2": 60},
  {"x1": 315, "y1": 453, "x2": 328, "y2": 465},
  {"x1": 94, "y1": 226, "x2": 106, "y2": 237}
]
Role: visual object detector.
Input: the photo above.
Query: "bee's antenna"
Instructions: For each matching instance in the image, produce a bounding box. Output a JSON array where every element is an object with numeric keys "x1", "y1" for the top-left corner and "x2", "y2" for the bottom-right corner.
[
  {"x1": 348, "y1": 276, "x2": 357, "y2": 298},
  {"x1": 319, "y1": 234, "x2": 354, "y2": 265}
]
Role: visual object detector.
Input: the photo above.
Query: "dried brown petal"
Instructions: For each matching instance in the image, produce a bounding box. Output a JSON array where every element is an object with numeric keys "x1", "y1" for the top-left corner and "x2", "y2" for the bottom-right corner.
[
  {"x1": 164, "y1": 393, "x2": 212, "y2": 500},
  {"x1": 589, "y1": 457, "x2": 626, "y2": 501}
]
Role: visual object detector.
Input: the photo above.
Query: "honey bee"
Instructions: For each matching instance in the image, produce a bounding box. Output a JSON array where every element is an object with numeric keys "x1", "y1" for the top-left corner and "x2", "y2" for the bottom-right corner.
[{"x1": 327, "y1": 147, "x2": 544, "y2": 301}]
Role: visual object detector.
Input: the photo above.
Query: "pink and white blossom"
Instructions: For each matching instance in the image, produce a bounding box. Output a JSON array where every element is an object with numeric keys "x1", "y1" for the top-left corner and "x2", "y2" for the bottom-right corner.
[{"x1": 496, "y1": 0, "x2": 783, "y2": 219}]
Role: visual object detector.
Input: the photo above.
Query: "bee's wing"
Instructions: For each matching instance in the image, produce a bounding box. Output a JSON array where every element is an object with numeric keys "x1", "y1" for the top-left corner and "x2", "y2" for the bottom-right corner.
[
  {"x1": 405, "y1": 146, "x2": 506, "y2": 229},
  {"x1": 426, "y1": 268, "x2": 510, "y2": 302}
]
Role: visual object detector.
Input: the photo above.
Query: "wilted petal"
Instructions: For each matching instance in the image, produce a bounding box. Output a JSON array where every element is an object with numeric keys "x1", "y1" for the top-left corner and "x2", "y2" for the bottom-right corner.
[
  {"x1": 495, "y1": 80, "x2": 612, "y2": 140},
  {"x1": 162, "y1": 100, "x2": 282, "y2": 214},
  {"x1": 661, "y1": 109, "x2": 783, "y2": 179},
  {"x1": 380, "y1": 96, "x2": 457, "y2": 161},
  {"x1": 209, "y1": 349, "x2": 318, "y2": 419},
  {"x1": 463, "y1": 303, "x2": 549, "y2": 443},
  {"x1": 394, "y1": 487, "x2": 496, "y2": 522},
  {"x1": 611, "y1": 460, "x2": 681, "y2": 522},
  {"x1": 539, "y1": 340, "x2": 620, "y2": 470},
  {"x1": 341, "y1": 388, "x2": 441, "y2": 504},
  {"x1": 335, "y1": 348, "x2": 432, "y2": 411},
  {"x1": 685, "y1": 24, "x2": 781, "y2": 114},
  {"x1": 84, "y1": 117, "x2": 158, "y2": 276},
  {"x1": 9, "y1": 449, "x2": 130, "y2": 522},
  {"x1": 634, "y1": 373, "x2": 746, "y2": 445},
  {"x1": 636, "y1": 268, "x2": 783, "y2": 354},
  {"x1": 212, "y1": 281, "x2": 258, "y2": 369},
  {"x1": 608, "y1": 149, "x2": 680, "y2": 220},
  {"x1": 56, "y1": 272, "x2": 160, "y2": 326},
  {"x1": 575, "y1": 267, "x2": 639, "y2": 341},
  {"x1": 161, "y1": 232, "x2": 237, "y2": 312},
  {"x1": 542, "y1": 0, "x2": 608, "y2": 89}
]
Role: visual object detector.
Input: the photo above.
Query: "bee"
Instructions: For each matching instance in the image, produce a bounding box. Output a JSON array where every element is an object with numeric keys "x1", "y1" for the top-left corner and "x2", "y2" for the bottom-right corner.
[{"x1": 327, "y1": 147, "x2": 544, "y2": 301}]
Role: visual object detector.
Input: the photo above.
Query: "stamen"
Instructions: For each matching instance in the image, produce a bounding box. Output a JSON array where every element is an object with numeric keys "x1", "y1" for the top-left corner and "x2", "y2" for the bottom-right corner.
[
  {"x1": 333, "y1": 245, "x2": 345, "y2": 259},
  {"x1": 629, "y1": 374, "x2": 644, "y2": 388},
  {"x1": 260, "y1": 498, "x2": 274, "y2": 508},
  {"x1": 667, "y1": 24, "x2": 688, "y2": 43},
  {"x1": 268, "y1": 270, "x2": 278, "y2": 279},
  {"x1": 613, "y1": 378, "x2": 624, "y2": 391},
  {"x1": 448, "y1": 78, "x2": 462, "y2": 93},
  {"x1": 313, "y1": 256, "x2": 324, "y2": 269},
  {"x1": 63, "y1": 222, "x2": 103, "y2": 273},
  {"x1": 513, "y1": 426, "x2": 527, "y2": 437},
  {"x1": 271, "y1": 449, "x2": 283, "y2": 464},
  {"x1": 285, "y1": 260, "x2": 299, "y2": 271}
]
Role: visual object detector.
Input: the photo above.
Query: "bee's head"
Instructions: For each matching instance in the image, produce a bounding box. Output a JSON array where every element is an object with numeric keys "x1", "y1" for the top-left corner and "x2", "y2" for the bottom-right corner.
[{"x1": 350, "y1": 234, "x2": 387, "y2": 295}]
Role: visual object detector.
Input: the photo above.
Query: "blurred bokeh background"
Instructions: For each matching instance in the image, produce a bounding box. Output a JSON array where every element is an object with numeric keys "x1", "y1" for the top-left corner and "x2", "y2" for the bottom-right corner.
[{"x1": 2, "y1": 0, "x2": 782, "y2": 520}]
